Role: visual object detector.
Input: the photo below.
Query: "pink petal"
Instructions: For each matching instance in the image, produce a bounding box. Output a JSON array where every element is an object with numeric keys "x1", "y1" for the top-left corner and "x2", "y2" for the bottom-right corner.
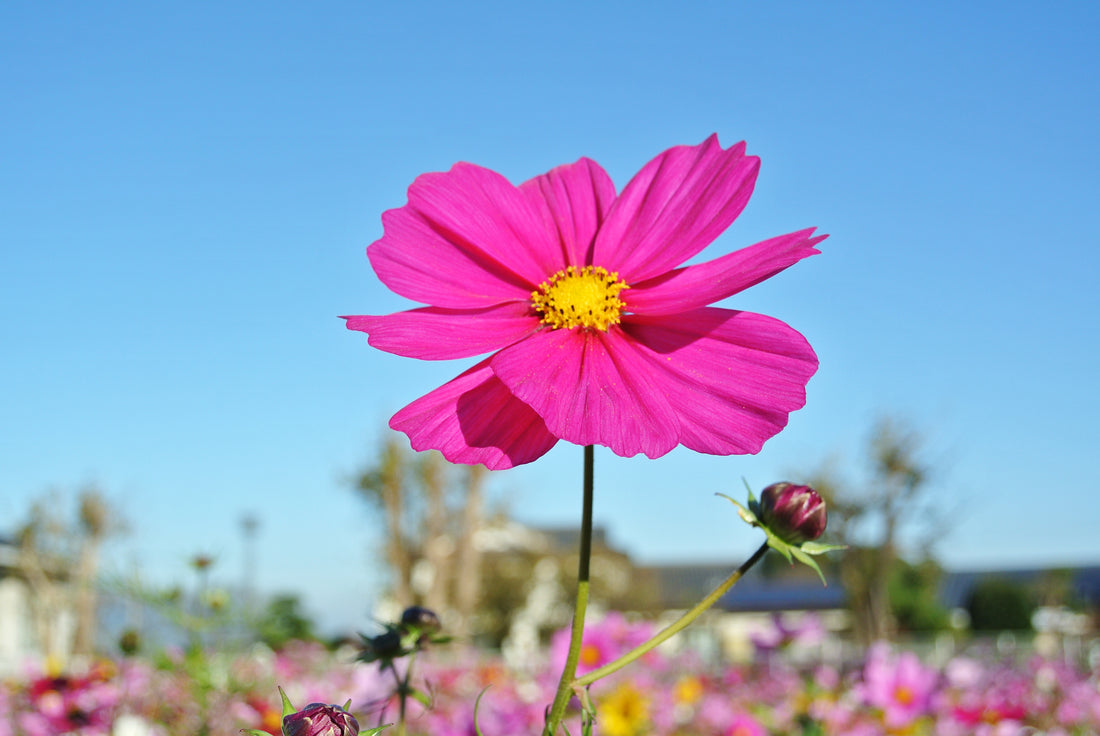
[
  {"x1": 519, "y1": 157, "x2": 618, "y2": 268},
  {"x1": 368, "y1": 162, "x2": 567, "y2": 308},
  {"x1": 625, "y1": 229, "x2": 826, "y2": 315},
  {"x1": 592, "y1": 134, "x2": 759, "y2": 283},
  {"x1": 390, "y1": 359, "x2": 559, "y2": 470},
  {"x1": 343, "y1": 303, "x2": 539, "y2": 360},
  {"x1": 490, "y1": 328, "x2": 680, "y2": 459},
  {"x1": 368, "y1": 202, "x2": 534, "y2": 309},
  {"x1": 622, "y1": 308, "x2": 818, "y2": 455}
]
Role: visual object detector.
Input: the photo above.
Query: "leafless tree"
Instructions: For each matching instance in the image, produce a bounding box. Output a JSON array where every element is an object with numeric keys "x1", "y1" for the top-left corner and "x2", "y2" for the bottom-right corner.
[
  {"x1": 17, "y1": 486, "x2": 122, "y2": 658},
  {"x1": 806, "y1": 417, "x2": 945, "y2": 644},
  {"x1": 353, "y1": 435, "x2": 488, "y2": 638}
]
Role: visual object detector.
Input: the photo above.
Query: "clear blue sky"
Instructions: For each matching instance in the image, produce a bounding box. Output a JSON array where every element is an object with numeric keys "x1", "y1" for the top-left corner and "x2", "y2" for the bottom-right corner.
[{"x1": 2, "y1": 1, "x2": 1097, "y2": 634}]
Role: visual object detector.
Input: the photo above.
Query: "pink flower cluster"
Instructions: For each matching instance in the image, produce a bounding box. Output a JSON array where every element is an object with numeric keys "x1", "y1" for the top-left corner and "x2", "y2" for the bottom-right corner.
[
  {"x1": 2, "y1": 635, "x2": 1099, "y2": 736},
  {"x1": 4, "y1": 663, "x2": 120, "y2": 736}
]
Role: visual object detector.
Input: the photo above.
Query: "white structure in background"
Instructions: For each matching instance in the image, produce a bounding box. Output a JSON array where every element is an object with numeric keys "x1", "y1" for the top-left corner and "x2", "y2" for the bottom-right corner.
[
  {"x1": 501, "y1": 557, "x2": 568, "y2": 673},
  {"x1": 0, "y1": 534, "x2": 75, "y2": 675}
]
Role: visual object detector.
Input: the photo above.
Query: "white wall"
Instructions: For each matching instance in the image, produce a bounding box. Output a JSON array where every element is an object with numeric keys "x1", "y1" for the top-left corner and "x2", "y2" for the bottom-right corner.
[{"x1": 0, "y1": 575, "x2": 31, "y2": 675}]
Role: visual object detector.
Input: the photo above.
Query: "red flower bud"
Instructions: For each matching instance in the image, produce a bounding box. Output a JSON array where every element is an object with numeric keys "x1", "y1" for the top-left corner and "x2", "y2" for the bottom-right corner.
[
  {"x1": 758, "y1": 483, "x2": 826, "y2": 544},
  {"x1": 282, "y1": 703, "x2": 359, "y2": 736}
]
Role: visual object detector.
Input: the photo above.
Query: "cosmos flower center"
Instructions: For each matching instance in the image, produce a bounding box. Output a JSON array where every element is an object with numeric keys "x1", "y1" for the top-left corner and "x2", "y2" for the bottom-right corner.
[
  {"x1": 893, "y1": 685, "x2": 914, "y2": 706},
  {"x1": 580, "y1": 643, "x2": 603, "y2": 666},
  {"x1": 531, "y1": 266, "x2": 629, "y2": 331}
]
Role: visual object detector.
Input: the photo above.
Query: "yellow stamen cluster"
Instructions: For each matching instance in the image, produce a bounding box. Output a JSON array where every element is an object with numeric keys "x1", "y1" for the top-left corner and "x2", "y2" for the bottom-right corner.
[
  {"x1": 893, "y1": 685, "x2": 915, "y2": 706},
  {"x1": 580, "y1": 644, "x2": 603, "y2": 667},
  {"x1": 530, "y1": 265, "x2": 629, "y2": 331}
]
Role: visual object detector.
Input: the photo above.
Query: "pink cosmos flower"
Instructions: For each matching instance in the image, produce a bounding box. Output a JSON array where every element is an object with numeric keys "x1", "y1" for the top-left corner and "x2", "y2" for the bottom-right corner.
[
  {"x1": 858, "y1": 643, "x2": 938, "y2": 729},
  {"x1": 724, "y1": 713, "x2": 767, "y2": 736},
  {"x1": 549, "y1": 611, "x2": 656, "y2": 677},
  {"x1": 346, "y1": 135, "x2": 824, "y2": 469}
]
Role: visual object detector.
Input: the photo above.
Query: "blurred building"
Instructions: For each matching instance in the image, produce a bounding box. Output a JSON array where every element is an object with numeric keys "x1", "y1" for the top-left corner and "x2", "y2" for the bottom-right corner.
[
  {"x1": 473, "y1": 519, "x2": 1100, "y2": 666},
  {"x1": 0, "y1": 533, "x2": 75, "y2": 674}
]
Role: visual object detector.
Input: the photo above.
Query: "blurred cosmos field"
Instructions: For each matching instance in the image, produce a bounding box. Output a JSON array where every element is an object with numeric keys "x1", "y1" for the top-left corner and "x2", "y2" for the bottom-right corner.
[
  {"x1": 3, "y1": 616, "x2": 1099, "y2": 736},
  {"x1": 3, "y1": 429, "x2": 1100, "y2": 735}
]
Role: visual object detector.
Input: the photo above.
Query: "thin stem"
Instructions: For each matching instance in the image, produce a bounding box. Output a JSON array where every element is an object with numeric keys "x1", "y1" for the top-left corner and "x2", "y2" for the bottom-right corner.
[
  {"x1": 574, "y1": 541, "x2": 770, "y2": 688},
  {"x1": 400, "y1": 652, "x2": 418, "y2": 736},
  {"x1": 384, "y1": 661, "x2": 408, "y2": 736},
  {"x1": 543, "y1": 445, "x2": 595, "y2": 736}
]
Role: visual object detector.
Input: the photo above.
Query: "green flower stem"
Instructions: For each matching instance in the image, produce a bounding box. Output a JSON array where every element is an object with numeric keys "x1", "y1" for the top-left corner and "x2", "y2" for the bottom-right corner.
[
  {"x1": 574, "y1": 541, "x2": 770, "y2": 688},
  {"x1": 544, "y1": 445, "x2": 595, "y2": 736},
  {"x1": 385, "y1": 649, "x2": 418, "y2": 736},
  {"x1": 384, "y1": 659, "x2": 407, "y2": 736},
  {"x1": 401, "y1": 651, "x2": 417, "y2": 736}
]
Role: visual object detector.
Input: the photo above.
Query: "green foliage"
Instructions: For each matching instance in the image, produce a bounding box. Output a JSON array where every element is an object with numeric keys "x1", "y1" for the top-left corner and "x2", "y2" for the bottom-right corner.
[
  {"x1": 257, "y1": 594, "x2": 317, "y2": 650},
  {"x1": 1034, "y1": 568, "x2": 1085, "y2": 611},
  {"x1": 966, "y1": 578, "x2": 1035, "y2": 631},
  {"x1": 888, "y1": 557, "x2": 950, "y2": 632},
  {"x1": 798, "y1": 416, "x2": 946, "y2": 644}
]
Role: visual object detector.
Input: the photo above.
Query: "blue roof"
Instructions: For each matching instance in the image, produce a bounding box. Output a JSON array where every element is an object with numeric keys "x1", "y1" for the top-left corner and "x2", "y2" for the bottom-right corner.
[{"x1": 716, "y1": 572, "x2": 847, "y2": 612}]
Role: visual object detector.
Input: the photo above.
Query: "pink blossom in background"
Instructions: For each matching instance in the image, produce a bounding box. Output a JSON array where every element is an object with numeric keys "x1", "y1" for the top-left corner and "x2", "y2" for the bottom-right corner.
[
  {"x1": 858, "y1": 643, "x2": 938, "y2": 729},
  {"x1": 347, "y1": 135, "x2": 824, "y2": 469},
  {"x1": 16, "y1": 668, "x2": 120, "y2": 736},
  {"x1": 1057, "y1": 680, "x2": 1100, "y2": 729},
  {"x1": 723, "y1": 712, "x2": 767, "y2": 736},
  {"x1": 548, "y1": 612, "x2": 656, "y2": 678},
  {"x1": 3, "y1": 642, "x2": 1100, "y2": 735},
  {"x1": 750, "y1": 612, "x2": 826, "y2": 654},
  {"x1": 943, "y1": 656, "x2": 985, "y2": 689},
  {"x1": 0, "y1": 689, "x2": 11, "y2": 736}
]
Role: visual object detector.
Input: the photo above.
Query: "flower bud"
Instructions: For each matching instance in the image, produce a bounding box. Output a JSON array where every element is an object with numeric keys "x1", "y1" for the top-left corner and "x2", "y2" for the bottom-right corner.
[
  {"x1": 360, "y1": 630, "x2": 403, "y2": 661},
  {"x1": 758, "y1": 482, "x2": 826, "y2": 544},
  {"x1": 400, "y1": 606, "x2": 441, "y2": 634},
  {"x1": 282, "y1": 703, "x2": 359, "y2": 736},
  {"x1": 118, "y1": 628, "x2": 141, "y2": 656}
]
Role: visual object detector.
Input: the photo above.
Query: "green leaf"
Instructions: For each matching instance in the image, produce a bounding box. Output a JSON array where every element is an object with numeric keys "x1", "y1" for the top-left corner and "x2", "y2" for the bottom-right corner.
[
  {"x1": 770, "y1": 541, "x2": 794, "y2": 563},
  {"x1": 241, "y1": 730, "x2": 271, "y2": 736},
  {"x1": 763, "y1": 530, "x2": 794, "y2": 563},
  {"x1": 790, "y1": 546, "x2": 828, "y2": 585},
  {"x1": 408, "y1": 687, "x2": 433, "y2": 708},
  {"x1": 278, "y1": 686, "x2": 296, "y2": 718},
  {"x1": 717, "y1": 493, "x2": 759, "y2": 526},
  {"x1": 800, "y1": 541, "x2": 847, "y2": 555},
  {"x1": 361, "y1": 726, "x2": 392, "y2": 736}
]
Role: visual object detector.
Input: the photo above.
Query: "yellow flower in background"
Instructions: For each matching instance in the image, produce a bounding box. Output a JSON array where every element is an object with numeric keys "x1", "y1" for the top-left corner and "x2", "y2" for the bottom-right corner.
[
  {"x1": 600, "y1": 682, "x2": 650, "y2": 736},
  {"x1": 673, "y1": 675, "x2": 704, "y2": 707}
]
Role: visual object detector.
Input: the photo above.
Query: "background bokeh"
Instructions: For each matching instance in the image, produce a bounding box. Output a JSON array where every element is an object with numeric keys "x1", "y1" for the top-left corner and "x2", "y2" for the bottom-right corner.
[{"x1": 2, "y1": 1, "x2": 1097, "y2": 633}]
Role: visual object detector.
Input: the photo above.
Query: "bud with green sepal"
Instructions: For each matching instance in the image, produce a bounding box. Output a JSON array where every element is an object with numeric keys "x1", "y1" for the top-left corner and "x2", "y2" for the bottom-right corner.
[
  {"x1": 358, "y1": 607, "x2": 450, "y2": 667},
  {"x1": 241, "y1": 688, "x2": 389, "y2": 736},
  {"x1": 722, "y1": 481, "x2": 845, "y2": 584},
  {"x1": 357, "y1": 629, "x2": 409, "y2": 665},
  {"x1": 399, "y1": 606, "x2": 450, "y2": 648}
]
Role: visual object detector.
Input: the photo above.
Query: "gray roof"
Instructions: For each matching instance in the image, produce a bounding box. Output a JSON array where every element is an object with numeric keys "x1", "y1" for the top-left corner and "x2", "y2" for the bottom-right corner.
[
  {"x1": 638, "y1": 562, "x2": 845, "y2": 612},
  {"x1": 641, "y1": 561, "x2": 1100, "y2": 613},
  {"x1": 938, "y1": 566, "x2": 1100, "y2": 609}
]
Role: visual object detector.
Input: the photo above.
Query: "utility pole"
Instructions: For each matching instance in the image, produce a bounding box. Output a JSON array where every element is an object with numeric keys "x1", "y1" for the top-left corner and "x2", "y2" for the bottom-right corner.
[{"x1": 240, "y1": 513, "x2": 260, "y2": 614}]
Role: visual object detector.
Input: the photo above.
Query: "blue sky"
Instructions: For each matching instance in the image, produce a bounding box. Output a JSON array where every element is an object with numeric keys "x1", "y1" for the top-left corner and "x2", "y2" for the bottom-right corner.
[{"x1": 2, "y1": 1, "x2": 1097, "y2": 634}]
